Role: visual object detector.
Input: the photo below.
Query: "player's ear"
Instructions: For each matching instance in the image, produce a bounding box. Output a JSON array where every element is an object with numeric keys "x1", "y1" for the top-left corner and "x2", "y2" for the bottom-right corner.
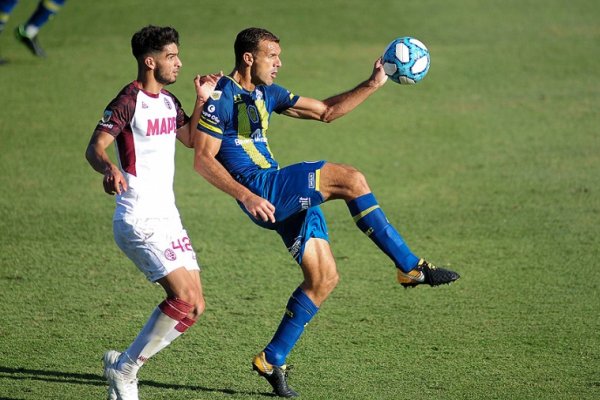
[
  {"x1": 144, "y1": 56, "x2": 156, "y2": 70},
  {"x1": 242, "y1": 52, "x2": 254, "y2": 67}
]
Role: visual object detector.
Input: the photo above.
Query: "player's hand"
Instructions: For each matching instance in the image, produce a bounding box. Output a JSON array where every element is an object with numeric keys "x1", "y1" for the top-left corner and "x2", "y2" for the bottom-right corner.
[
  {"x1": 370, "y1": 57, "x2": 388, "y2": 87},
  {"x1": 242, "y1": 194, "x2": 276, "y2": 223},
  {"x1": 195, "y1": 72, "x2": 224, "y2": 102},
  {"x1": 103, "y1": 166, "x2": 127, "y2": 195}
]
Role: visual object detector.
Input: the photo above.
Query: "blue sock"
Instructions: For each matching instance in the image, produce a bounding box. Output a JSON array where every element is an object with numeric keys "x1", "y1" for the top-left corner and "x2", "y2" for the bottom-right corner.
[
  {"x1": 264, "y1": 287, "x2": 319, "y2": 367},
  {"x1": 0, "y1": 0, "x2": 19, "y2": 31},
  {"x1": 347, "y1": 193, "x2": 419, "y2": 272},
  {"x1": 26, "y1": 0, "x2": 65, "y2": 29}
]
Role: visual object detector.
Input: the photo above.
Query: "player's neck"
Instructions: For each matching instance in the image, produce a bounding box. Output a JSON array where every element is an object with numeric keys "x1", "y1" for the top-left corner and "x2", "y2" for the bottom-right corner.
[
  {"x1": 136, "y1": 79, "x2": 163, "y2": 95},
  {"x1": 136, "y1": 70, "x2": 164, "y2": 95},
  {"x1": 231, "y1": 69, "x2": 255, "y2": 92}
]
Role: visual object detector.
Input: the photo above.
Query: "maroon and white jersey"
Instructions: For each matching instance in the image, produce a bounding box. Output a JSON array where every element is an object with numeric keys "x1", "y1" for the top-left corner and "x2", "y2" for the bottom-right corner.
[{"x1": 95, "y1": 81, "x2": 189, "y2": 220}]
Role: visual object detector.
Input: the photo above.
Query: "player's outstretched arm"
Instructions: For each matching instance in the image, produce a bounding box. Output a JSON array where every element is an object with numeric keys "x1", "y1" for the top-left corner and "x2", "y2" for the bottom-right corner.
[
  {"x1": 282, "y1": 57, "x2": 388, "y2": 123},
  {"x1": 85, "y1": 130, "x2": 128, "y2": 195},
  {"x1": 177, "y1": 72, "x2": 223, "y2": 148},
  {"x1": 193, "y1": 132, "x2": 276, "y2": 223}
]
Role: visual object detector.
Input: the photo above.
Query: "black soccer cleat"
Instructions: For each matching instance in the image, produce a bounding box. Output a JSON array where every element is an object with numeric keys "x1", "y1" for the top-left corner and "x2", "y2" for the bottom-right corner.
[
  {"x1": 252, "y1": 351, "x2": 299, "y2": 398},
  {"x1": 397, "y1": 259, "x2": 460, "y2": 288},
  {"x1": 15, "y1": 25, "x2": 47, "y2": 58}
]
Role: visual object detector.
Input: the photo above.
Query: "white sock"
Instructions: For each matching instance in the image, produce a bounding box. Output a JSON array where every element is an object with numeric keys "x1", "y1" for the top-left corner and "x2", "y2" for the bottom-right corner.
[
  {"x1": 24, "y1": 24, "x2": 40, "y2": 38},
  {"x1": 117, "y1": 307, "x2": 184, "y2": 377}
]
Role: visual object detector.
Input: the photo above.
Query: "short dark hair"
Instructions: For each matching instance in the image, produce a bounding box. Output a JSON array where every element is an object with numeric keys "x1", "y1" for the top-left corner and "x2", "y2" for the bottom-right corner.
[
  {"x1": 234, "y1": 27, "x2": 279, "y2": 66},
  {"x1": 131, "y1": 25, "x2": 179, "y2": 59}
]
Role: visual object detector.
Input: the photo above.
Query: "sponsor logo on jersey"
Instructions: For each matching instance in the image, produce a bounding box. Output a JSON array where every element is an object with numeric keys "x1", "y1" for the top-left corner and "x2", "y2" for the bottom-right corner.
[
  {"x1": 142, "y1": 101, "x2": 149, "y2": 109},
  {"x1": 287, "y1": 236, "x2": 302, "y2": 260},
  {"x1": 101, "y1": 110, "x2": 112, "y2": 123},
  {"x1": 308, "y1": 172, "x2": 315, "y2": 189},
  {"x1": 250, "y1": 129, "x2": 263, "y2": 139},
  {"x1": 201, "y1": 109, "x2": 220, "y2": 125},
  {"x1": 210, "y1": 91, "x2": 222, "y2": 100},
  {"x1": 299, "y1": 197, "x2": 311, "y2": 210},
  {"x1": 234, "y1": 136, "x2": 268, "y2": 146},
  {"x1": 164, "y1": 97, "x2": 172, "y2": 110},
  {"x1": 208, "y1": 104, "x2": 216, "y2": 113},
  {"x1": 146, "y1": 117, "x2": 177, "y2": 136}
]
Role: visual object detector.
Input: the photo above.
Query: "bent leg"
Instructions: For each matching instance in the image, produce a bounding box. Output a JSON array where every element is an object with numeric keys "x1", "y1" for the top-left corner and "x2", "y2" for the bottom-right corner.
[
  {"x1": 347, "y1": 193, "x2": 419, "y2": 272},
  {"x1": 318, "y1": 162, "x2": 371, "y2": 201},
  {"x1": 319, "y1": 162, "x2": 419, "y2": 272}
]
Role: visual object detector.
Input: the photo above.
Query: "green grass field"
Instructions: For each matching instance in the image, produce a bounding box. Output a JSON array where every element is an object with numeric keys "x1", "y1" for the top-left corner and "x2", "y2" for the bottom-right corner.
[{"x1": 1, "y1": 0, "x2": 599, "y2": 399}]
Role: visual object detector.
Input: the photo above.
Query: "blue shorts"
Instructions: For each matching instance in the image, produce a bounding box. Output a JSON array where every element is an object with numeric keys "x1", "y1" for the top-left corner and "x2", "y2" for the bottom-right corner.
[{"x1": 237, "y1": 161, "x2": 329, "y2": 265}]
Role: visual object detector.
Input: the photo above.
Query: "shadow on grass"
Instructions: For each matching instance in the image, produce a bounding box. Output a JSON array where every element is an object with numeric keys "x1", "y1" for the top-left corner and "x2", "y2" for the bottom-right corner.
[{"x1": 0, "y1": 366, "x2": 274, "y2": 397}]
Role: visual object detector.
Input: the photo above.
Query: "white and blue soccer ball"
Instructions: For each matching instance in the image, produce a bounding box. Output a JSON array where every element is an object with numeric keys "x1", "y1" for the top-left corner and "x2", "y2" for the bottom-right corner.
[{"x1": 382, "y1": 37, "x2": 430, "y2": 84}]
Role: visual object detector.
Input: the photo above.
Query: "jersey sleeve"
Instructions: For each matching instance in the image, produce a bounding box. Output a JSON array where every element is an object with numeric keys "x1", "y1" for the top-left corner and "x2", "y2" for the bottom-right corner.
[
  {"x1": 270, "y1": 84, "x2": 300, "y2": 114},
  {"x1": 197, "y1": 90, "x2": 228, "y2": 139},
  {"x1": 94, "y1": 87, "x2": 136, "y2": 137}
]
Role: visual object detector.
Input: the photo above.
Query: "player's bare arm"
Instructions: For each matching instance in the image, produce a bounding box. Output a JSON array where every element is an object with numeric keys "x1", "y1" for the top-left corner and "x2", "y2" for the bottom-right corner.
[
  {"x1": 176, "y1": 72, "x2": 224, "y2": 148},
  {"x1": 282, "y1": 57, "x2": 388, "y2": 122},
  {"x1": 85, "y1": 130, "x2": 128, "y2": 195},
  {"x1": 193, "y1": 132, "x2": 276, "y2": 223}
]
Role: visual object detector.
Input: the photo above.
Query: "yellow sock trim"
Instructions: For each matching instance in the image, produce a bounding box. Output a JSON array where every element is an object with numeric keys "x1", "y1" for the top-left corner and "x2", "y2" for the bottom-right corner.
[
  {"x1": 43, "y1": 0, "x2": 63, "y2": 12},
  {"x1": 351, "y1": 205, "x2": 380, "y2": 224}
]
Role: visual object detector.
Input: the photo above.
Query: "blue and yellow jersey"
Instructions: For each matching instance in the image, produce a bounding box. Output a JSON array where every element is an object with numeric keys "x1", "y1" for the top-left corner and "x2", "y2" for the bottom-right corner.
[{"x1": 197, "y1": 76, "x2": 299, "y2": 179}]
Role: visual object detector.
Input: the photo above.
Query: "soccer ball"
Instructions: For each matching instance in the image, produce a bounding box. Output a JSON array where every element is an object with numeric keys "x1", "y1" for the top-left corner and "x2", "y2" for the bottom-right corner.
[{"x1": 382, "y1": 37, "x2": 430, "y2": 84}]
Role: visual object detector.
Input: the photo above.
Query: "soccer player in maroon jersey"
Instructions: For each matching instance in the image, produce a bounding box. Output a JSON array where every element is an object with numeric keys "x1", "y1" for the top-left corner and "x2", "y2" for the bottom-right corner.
[{"x1": 85, "y1": 25, "x2": 221, "y2": 400}]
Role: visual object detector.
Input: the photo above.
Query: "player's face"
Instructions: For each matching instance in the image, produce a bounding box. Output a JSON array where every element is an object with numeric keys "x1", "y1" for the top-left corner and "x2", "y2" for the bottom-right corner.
[
  {"x1": 154, "y1": 43, "x2": 182, "y2": 85},
  {"x1": 251, "y1": 40, "x2": 282, "y2": 86}
]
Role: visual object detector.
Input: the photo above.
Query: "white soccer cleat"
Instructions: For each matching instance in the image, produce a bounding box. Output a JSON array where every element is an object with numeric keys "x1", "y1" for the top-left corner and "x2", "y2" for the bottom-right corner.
[
  {"x1": 103, "y1": 350, "x2": 139, "y2": 400},
  {"x1": 103, "y1": 350, "x2": 121, "y2": 400}
]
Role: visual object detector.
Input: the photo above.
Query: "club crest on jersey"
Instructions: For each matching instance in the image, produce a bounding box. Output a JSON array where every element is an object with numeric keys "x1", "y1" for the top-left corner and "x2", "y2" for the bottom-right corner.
[
  {"x1": 164, "y1": 248, "x2": 177, "y2": 261},
  {"x1": 247, "y1": 105, "x2": 259, "y2": 123},
  {"x1": 164, "y1": 97, "x2": 172, "y2": 110},
  {"x1": 210, "y1": 91, "x2": 222, "y2": 100}
]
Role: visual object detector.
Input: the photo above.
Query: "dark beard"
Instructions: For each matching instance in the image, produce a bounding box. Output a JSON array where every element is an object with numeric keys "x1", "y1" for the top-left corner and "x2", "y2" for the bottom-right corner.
[{"x1": 155, "y1": 68, "x2": 175, "y2": 85}]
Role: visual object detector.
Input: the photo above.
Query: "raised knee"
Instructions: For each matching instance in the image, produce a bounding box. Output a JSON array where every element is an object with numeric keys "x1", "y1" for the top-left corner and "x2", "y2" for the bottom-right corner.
[
  {"x1": 338, "y1": 166, "x2": 369, "y2": 197},
  {"x1": 349, "y1": 169, "x2": 369, "y2": 192}
]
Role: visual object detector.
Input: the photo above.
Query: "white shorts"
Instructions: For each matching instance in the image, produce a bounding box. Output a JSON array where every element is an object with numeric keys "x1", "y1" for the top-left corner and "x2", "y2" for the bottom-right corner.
[{"x1": 113, "y1": 217, "x2": 200, "y2": 282}]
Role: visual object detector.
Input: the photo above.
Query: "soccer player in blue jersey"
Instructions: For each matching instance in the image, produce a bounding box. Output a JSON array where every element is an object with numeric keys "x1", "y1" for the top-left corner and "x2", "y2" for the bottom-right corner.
[
  {"x1": 0, "y1": 0, "x2": 66, "y2": 62},
  {"x1": 194, "y1": 27, "x2": 460, "y2": 397}
]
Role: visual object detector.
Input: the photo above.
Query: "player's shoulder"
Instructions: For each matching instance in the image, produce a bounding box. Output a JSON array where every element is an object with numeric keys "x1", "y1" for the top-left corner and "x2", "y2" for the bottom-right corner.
[
  {"x1": 106, "y1": 81, "x2": 139, "y2": 111},
  {"x1": 262, "y1": 82, "x2": 293, "y2": 98},
  {"x1": 214, "y1": 76, "x2": 237, "y2": 95},
  {"x1": 116, "y1": 81, "x2": 141, "y2": 100}
]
